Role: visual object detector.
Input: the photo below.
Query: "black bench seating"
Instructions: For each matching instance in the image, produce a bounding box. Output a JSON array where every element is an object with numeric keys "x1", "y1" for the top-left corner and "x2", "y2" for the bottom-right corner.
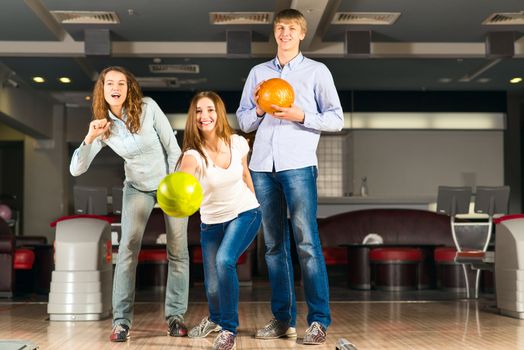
[{"x1": 318, "y1": 208, "x2": 457, "y2": 290}]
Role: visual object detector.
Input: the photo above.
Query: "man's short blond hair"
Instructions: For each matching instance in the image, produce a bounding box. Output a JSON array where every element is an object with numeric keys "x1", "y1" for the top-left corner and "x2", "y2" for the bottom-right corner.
[{"x1": 274, "y1": 9, "x2": 307, "y2": 35}]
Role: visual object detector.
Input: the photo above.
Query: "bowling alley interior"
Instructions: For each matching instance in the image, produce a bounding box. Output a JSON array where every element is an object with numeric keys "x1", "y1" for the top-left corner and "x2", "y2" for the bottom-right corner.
[{"x1": 2, "y1": 1, "x2": 524, "y2": 349}]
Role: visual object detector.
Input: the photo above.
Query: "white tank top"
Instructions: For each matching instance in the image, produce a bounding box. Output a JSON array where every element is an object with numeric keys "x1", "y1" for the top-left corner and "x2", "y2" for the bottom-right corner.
[{"x1": 184, "y1": 134, "x2": 259, "y2": 224}]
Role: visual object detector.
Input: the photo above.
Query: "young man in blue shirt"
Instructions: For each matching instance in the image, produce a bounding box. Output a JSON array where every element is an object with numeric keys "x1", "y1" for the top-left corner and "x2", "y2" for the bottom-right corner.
[{"x1": 236, "y1": 8, "x2": 343, "y2": 345}]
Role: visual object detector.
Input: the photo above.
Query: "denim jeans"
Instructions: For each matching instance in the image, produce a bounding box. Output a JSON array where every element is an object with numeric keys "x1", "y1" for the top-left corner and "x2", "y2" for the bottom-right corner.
[
  {"x1": 112, "y1": 183, "x2": 189, "y2": 327},
  {"x1": 251, "y1": 166, "x2": 331, "y2": 329},
  {"x1": 201, "y1": 207, "x2": 261, "y2": 334}
]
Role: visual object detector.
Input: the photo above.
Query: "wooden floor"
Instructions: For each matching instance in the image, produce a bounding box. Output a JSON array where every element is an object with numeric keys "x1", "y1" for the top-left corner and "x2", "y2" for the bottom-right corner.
[{"x1": 2, "y1": 291, "x2": 524, "y2": 350}]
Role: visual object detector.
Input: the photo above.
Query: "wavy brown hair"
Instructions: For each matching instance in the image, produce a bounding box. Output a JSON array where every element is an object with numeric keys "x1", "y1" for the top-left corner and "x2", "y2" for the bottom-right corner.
[
  {"x1": 177, "y1": 91, "x2": 233, "y2": 168},
  {"x1": 92, "y1": 66, "x2": 143, "y2": 137}
]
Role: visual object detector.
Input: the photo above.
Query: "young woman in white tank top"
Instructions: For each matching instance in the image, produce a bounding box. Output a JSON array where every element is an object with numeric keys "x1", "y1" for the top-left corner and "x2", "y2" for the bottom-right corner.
[{"x1": 177, "y1": 91, "x2": 261, "y2": 350}]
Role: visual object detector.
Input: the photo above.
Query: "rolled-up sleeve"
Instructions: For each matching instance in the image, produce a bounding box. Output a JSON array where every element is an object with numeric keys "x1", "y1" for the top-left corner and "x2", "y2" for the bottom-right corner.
[
  {"x1": 151, "y1": 98, "x2": 181, "y2": 173},
  {"x1": 69, "y1": 139, "x2": 104, "y2": 176},
  {"x1": 236, "y1": 69, "x2": 264, "y2": 133},
  {"x1": 302, "y1": 64, "x2": 344, "y2": 132}
]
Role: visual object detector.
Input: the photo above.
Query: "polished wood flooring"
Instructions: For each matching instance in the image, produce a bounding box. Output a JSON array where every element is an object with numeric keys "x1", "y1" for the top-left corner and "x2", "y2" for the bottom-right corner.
[{"x1": 1, "y1": 283, "x2": 524, "y2": 349}]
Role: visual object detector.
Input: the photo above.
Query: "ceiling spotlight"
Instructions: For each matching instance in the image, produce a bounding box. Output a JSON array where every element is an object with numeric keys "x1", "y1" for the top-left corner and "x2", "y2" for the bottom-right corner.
[
  {"x1": 59, "y1": 77, "x2": 72, "y2": 84},
  {"x1": 438, "y1": 78, "x2": 452, "y2": 83},
  {"x1": 85, "y1": 95, "x2": 91, "y2": 101},
  {"x1": 33, "y1": 76, "x2": 45, "y2": 83},
  {"x1": 5, "y1": 78, "x2": 18, "y2": 88},
  {"x1": 510, "y1": 77, "x2": 522, "y2": 84}
]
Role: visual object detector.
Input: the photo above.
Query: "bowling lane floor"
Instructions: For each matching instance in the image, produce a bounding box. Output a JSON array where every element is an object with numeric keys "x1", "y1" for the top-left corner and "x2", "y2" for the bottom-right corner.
[{"x1": 1, "y1": 280, "x2": 524, "y2": 349}]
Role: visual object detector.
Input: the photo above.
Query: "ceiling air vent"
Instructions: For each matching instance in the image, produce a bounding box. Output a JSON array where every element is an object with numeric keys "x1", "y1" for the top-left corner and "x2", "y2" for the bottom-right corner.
[
  {"x1": 178, "y1": 78, "x2": 208, "y2": 85},
  {"x1": 149, "y1": 64, "x2": 200, "y2": 74},
  {"x1": 332, "y1": 12, "x2": 400, "y2": 25},
  {"x1": 136, "y1": 77, "x2": 179, "y2": 89},
  {"x1": 210, "y1": 12, "x2": 273, "y2": 25},
  {"x1": 51, "y1": 11, "x2": 120, "y2": 24},
  {"x1": 483, "y1": 12, "x2": 524, "y2": 25}
]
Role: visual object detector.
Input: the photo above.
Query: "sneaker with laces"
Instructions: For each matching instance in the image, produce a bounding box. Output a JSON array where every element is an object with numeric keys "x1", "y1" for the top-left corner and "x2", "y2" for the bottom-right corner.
[
  {"x1": 303, "y1": 322, "x2": 327, "y2": 345},
  {"x1": 189, "y1": 316, "x2": 222, "y2": 338},
  {"x1": 213, "y1": 330, "x2": 236, "y2": 350},
  {"x1": 109, "y1": 324, "x2": 130, "y2": 342},
  {"x1": 255, "y1": 318, "x2": 297, "y2": 339},
  {"x1": 168, "y1": 318, "x2": 188, "y2": 337}
]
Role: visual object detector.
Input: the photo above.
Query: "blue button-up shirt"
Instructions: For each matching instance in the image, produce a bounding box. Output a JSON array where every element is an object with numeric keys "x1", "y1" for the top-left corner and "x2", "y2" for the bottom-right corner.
[
  {"x1": 70, "y1": 97, "x2": 181, "y2": 191},
  {"x1": 236, "y1": 53, "x2": 343, "y2": 172}
]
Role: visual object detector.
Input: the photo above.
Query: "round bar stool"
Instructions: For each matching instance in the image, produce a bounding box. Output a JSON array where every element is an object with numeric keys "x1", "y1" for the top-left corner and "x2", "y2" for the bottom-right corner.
[
  {"x1": 14, "y1": 248, "x2": 36, "y2": 293},
  {"x1": 434, "y1": 246, "x2": 466, "y2": 293},
  {"x1": 188, "y1": 246, "x2": 250, "y2": 285},
  {"x1": 137, "y1": 249, "x2": 168, "y2": 289},
  {"x1": 369, "y1": 247, "x2": 423, "y2": 291},
  {"x1": 14, "y1": 248, "x2": 35, "y2": 270}
]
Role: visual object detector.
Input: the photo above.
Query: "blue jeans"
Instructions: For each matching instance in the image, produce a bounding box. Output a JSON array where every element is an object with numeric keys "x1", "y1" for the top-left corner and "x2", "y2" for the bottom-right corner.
[
  {"x1": 201, "y1": 207, "x2": 261, "y2": 334},
  {"x1": 112, "y1": 183, "x2": 189, "y2": 327},
  {"x1": 251, "y1": 166, "x2": 331, "y2": 329}
]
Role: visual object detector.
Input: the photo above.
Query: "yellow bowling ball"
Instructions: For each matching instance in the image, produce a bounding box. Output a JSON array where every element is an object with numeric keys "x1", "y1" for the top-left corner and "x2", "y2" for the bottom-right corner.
[{"x1": 157, "y1": 172, "x2": 203, "y2": 217}]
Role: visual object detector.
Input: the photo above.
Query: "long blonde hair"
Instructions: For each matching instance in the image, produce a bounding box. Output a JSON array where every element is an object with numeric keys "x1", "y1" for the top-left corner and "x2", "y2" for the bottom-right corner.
[
  {"x1": 177, "y1": 91, "x2": 233, "y2": 167},
  {"x1": 92, "y1": 66, "x2": 143, "y2": 137}
]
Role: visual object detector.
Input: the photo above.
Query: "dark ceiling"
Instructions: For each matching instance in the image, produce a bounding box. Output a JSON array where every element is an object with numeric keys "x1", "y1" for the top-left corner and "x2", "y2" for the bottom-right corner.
[{"x1": 1, "y1": 0, "x2": 524, "y2": 107}]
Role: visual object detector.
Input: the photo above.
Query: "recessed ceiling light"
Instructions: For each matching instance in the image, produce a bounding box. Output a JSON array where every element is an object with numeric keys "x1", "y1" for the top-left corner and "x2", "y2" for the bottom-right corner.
[
  {"x1": 59, "y1": 77, "x2": 71, "y2": 84},
  {"x1": 85, "y1": 95, "x2": 91, "y2": 101},
  {"x1": 510, "y1": 77, "x2": 522, "y2": 84},
  {"x1": 33, "y1": 76, "x2": 45, "y2": 83}
]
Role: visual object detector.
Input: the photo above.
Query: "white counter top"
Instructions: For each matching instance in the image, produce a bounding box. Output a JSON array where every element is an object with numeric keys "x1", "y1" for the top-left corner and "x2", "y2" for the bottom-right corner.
[
  {"x1": 317, "y1": 196, "x2": 437, "y2": 218},
  {"x1": 318, "y1": 196, "x2": 436, "y2": 205}
]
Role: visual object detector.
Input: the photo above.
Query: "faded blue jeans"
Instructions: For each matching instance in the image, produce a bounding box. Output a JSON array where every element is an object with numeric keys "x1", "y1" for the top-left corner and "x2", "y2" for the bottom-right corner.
[
  {"x1": 251, "y1": 166, "x2": 331, "y2": 329},
  {"x1": 201, "y1": 207, "x2": 261, "y2": 334},
  {"x1": 112, "y1": 183, "x2": 189, "y2": 327}
]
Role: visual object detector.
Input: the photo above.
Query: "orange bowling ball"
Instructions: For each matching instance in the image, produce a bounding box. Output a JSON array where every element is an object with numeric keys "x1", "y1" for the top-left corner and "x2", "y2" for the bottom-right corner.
[{"x1": 257, "y1": 78, "x2": 294, "y2": 115}]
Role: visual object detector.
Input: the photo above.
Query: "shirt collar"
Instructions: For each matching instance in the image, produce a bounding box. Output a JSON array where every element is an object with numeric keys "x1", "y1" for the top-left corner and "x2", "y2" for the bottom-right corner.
[
  {"x1": 108, "y1": 107, "x2": 127, "y2": 121},
  {"x1": 272, "y1": 52, "x2": 304, "y2": 71}
]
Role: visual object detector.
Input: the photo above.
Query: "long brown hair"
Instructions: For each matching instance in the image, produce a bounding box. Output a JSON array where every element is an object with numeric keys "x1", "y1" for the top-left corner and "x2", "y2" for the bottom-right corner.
[
  {"x1": 177, "y1": 91, "x2": 233, "y2": 168},
  {"x1": 92, "y1": 66, "x2": 143, "y2": 137}
]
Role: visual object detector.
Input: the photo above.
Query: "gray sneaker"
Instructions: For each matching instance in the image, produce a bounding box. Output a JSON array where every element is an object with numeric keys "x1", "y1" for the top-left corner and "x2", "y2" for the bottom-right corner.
[
  {"x1": 189, "y1": 316, "x2": 222, "y2": 338},
  {"x1": 213, "y1": 330, "x2": 236, "y2": 350},
  {"x1": 303, "y1": 322, "x2": 327, "y2": 345},
  {"x1": 255, "y1": 318, "x2": 297, "y2": 339}
]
